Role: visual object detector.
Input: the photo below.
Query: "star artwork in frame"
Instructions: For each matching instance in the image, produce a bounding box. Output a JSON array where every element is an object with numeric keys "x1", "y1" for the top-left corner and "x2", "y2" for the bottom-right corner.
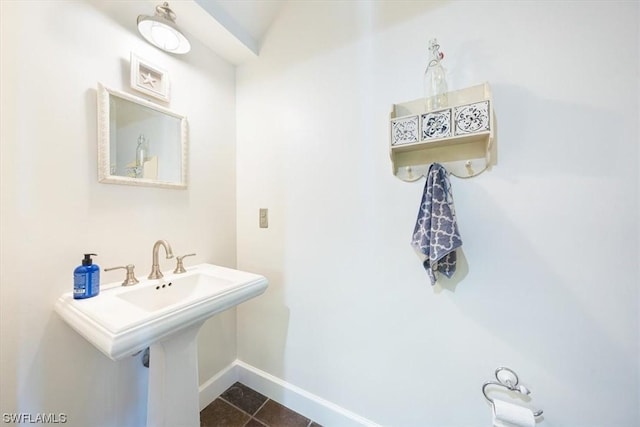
[
  {"x1": 130, "y1": 52, "x2": 170, "y2": 102},
  {"x1": 140, "y1": 70, "x2": 157, "y2": 89}
]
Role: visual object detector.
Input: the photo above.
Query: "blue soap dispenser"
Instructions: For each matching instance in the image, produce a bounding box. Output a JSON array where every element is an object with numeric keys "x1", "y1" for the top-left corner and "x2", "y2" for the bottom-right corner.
[{"x1": 74, "y1": 253, "x2": 100, "y2": 299}]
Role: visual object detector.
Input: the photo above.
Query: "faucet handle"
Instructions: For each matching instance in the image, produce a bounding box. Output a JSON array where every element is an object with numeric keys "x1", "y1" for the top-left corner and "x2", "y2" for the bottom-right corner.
[
  {"x1": 173, "y1": 253, "x2": 196, "y2": 274},
  {"x1": 104, "y1": 264, "x2": 140, "y2": 286}
]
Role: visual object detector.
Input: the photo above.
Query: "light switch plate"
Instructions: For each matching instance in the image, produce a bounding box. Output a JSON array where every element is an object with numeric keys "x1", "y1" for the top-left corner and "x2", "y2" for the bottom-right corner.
[{"x1": 259, "y1": 208, "x2": 268, "y2": 228}]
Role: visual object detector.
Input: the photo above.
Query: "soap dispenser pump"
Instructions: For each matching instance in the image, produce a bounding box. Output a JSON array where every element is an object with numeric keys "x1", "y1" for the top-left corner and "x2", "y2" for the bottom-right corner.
[{"x1": 74, "y1": 253, "x2": 100, "y2": 299}]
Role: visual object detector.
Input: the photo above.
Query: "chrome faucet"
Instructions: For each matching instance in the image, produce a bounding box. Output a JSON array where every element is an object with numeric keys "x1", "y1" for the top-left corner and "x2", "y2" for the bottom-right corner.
[{"x1": 148, "y1": 239, "x2": 174, "y2": 279}]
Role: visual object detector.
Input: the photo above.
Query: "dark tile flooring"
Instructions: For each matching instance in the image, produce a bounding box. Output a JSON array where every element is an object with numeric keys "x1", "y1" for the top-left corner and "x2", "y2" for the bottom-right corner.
[{"x1": 201, "y1": 382, "x2": 322, "y2": 427}]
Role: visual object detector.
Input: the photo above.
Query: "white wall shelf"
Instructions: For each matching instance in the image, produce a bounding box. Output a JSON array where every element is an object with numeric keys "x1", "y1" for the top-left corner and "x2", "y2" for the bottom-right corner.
[{"x1": 389, "y1": 82, "x2": 495, "y2": 181}]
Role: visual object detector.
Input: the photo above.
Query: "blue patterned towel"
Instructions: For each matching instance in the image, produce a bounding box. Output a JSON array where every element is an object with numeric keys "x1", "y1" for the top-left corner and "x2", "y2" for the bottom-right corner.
[{"x1": 411, "y1": 163, "x2": 462, "y2": 285}]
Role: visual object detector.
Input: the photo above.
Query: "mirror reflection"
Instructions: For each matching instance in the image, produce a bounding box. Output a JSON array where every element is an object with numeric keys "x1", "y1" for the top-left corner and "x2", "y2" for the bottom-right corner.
[{"x1": 97, "y1": 83, "x2": 188, "y2": 189}]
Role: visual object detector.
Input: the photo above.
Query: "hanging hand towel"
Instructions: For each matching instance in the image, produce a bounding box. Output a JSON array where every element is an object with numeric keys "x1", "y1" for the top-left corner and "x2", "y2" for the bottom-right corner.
[{"x1": 411, "y1": 163, "x2": 462, "y2": 285}]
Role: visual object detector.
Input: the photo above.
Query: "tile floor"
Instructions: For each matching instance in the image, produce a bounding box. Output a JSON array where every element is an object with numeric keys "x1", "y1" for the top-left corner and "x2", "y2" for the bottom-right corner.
[{"x1": 200, "y1": 382, "x2": 322, "y2": 427}]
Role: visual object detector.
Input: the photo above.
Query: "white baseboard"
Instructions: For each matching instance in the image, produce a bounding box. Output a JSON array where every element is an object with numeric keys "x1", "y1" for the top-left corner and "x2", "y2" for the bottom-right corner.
[
  {"x1": 198, "y1": 361, "x2": 239, "y2": 411},
  {"x1": 199, "y1": 359, "x2": 380, "y2": 427}
]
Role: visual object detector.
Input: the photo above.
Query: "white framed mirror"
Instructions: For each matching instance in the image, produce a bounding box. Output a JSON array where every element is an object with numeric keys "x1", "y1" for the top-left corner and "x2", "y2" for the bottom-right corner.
[{"x1": 97, "y1": 83, "x2": 188, "y2": 189}]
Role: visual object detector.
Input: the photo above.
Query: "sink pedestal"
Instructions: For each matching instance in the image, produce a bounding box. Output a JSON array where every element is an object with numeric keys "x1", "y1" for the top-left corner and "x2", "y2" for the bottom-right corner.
[{"x1": 147, "y1": 321, "x2": 205, "y2": 427}]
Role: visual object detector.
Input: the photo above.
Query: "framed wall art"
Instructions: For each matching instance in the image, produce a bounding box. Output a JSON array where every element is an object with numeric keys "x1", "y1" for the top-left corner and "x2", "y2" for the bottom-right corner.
[{"x1": 130, "y1": 53, "x2": 170, "y2": 102}]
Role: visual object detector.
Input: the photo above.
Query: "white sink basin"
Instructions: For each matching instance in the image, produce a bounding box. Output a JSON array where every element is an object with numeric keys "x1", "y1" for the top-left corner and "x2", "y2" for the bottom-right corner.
[
  {"x1": 55, "y1": 263, "x2": 268, "y2": 360},
  {"x1": 117, "y1": 273, "x2": 234, "y2": 312}
]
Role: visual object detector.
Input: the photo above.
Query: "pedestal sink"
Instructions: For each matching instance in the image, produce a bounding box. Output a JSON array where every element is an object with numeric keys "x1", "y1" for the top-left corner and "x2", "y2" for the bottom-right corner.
[{"x1": 55, "y1": 263, "x2": 268, "y2": 427}]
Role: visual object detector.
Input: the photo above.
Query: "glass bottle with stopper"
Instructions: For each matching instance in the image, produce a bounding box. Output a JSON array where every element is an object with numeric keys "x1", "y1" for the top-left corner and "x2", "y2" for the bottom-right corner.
[
  {"x1": 135, "y1": 134, "x2": 149, "y2": 178},
  {"x1": 423, "y1": 38, "x2": 448, "y2": 111}
]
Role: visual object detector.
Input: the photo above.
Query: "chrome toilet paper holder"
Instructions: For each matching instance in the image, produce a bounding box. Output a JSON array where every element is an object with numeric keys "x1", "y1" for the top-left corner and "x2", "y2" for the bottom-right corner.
[{"x1": 482, "y1": 367, "x2": 544, "y2": 418}]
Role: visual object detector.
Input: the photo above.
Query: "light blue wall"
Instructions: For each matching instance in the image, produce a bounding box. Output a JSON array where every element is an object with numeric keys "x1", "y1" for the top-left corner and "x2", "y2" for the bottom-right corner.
[{"x1": 236, "y1": 1, "x2": 640, "y2": 425}]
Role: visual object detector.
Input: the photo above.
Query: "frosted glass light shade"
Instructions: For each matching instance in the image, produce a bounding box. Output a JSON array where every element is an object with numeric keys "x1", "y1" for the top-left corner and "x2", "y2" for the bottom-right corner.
[{"x1": 137, "y1": 6, "x2": 190, "y2": 54}]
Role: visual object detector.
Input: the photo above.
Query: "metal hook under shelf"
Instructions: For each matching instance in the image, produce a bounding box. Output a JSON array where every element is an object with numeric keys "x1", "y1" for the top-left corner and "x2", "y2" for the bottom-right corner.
[
  {"x1": 399, "y1": 158, "x2": 489, "y2": 182},
  {"x1": 482, "y1": 367, "x2": 543, "y2": 418},
  {"x1": 398, "y1": 136, "x2": 492, "y2": 181}
]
